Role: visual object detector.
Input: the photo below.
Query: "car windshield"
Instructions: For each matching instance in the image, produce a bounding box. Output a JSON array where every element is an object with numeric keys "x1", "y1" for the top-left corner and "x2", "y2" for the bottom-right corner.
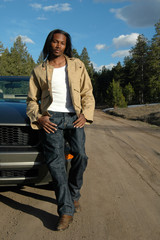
[{"x1": 0, "y1": 76, "x2": 29, "y2": 102}]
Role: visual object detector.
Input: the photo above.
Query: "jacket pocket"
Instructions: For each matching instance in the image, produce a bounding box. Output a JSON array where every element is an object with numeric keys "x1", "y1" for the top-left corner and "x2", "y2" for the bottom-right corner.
[
  {"x1": 41, "y1": 91, "x2": 52, "y2": 112},
  {"x1": 73, "y1": 88, "x2": 81, "y2": 109}
]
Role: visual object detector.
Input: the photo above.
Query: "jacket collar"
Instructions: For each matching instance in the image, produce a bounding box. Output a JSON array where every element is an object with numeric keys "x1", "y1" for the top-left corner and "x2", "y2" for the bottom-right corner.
[{"x1": 42, "y1": 55, "x2": 76, "y2": 90}]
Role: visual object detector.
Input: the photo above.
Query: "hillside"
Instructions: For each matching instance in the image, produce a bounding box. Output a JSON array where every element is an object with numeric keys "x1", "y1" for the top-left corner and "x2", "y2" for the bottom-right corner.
[{"x1": 104, "y1": 104, "x2": 160, "y2": 126}]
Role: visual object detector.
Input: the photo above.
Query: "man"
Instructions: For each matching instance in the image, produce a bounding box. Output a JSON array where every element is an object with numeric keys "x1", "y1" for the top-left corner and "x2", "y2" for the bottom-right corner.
[{"x1": 26, "y1": 29, "x2": 95, "y2": 231}]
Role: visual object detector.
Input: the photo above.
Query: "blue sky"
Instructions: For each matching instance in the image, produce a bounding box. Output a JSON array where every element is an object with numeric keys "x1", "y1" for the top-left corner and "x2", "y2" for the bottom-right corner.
[{"x1": 0, "y1": 0, "x2": 160, "y2": 71}]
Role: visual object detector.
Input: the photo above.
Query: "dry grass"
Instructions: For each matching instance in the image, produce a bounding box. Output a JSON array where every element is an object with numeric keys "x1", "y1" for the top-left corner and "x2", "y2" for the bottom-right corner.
[{"x1": 105, "y1": 104, "x2": 160, "y2": 126}]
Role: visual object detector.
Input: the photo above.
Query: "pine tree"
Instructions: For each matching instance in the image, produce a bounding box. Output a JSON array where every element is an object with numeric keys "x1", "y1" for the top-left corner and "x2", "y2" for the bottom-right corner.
[
  {"x1": 112, "y1": 61, "x2": 127, "y2": 92},
  {"x1": 80, "y1": 47, "x2": 90, "y2": 66},
  {"x1": 0, "y1": 48, "x2": 11, "y2": 75},
  {"x1": 112, "y1": 62, "x2": 124, "y2": 83},
  {"x1": 107, "y1": 79, "x2": 127, "y2": 108},
  {"x1": 130, "y1": 34, "x2": 149, "y2": 104},
  {"x1": 0, "y1": 41, "x2": 4, "y2": 56},
  {"x1": 72, "y1": 48, "x2": 80, "y2": 58},
  {"x1": 147, "y1": 21, "x2": 160, "y2": 102},
  {"x1": 37, "y1": 51, "x2": 43, "y2": 65},
  {"x1": 123, "y1": 82, "x2": 134, "y2": 105},
  {"x1": 80, "y1": 47, "x2": 93, "y2": 78},
  {"x1": 93, "y1": 66, "x2": 112, "y2": 106},
  {"x1": 9, "y1": 36, "x2": 35, "y2": 75},
  {"x1": 123, "y1": 56, "x2": 135, "y2": 83}
]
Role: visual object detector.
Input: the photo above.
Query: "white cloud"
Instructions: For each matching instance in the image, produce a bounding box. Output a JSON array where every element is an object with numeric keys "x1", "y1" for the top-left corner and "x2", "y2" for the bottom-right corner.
[
  {"x1": 37, "y1": 17, "x2": 47, "y2": 21},
  {"x1": 92, "y1": 61, "x2": 115, "y2": 71},
  {"x1": 94, "y1": 0, "x2": 128, "y2": 2},
  {"x1": 94, "y1": 0, "x2": 160, "y2": 27},
  {"x1": 44, "y1": 3, "x2": 71, "y2": 12},
  {"x1": 30, "y1": 3, "x2": 42, "y2": 10},
  {"x1": 95, "y1": 44, "x2": 108, "y2": 51},
  {"x1": 110, "y1": 0, "x2": 160, "y2": 27},
  {"x1": 15, "y1": 35, "x2": 35, "y2": 44},
  {"x1": 113, "y1": 33, "x2": 139, "y2": 48},
  {"x1": 112, "y1": 49, "x2": 130, "y2": 58},
  {"x1": 30, "y1": 3, "x2": 72, "y2": 12},
  {"x1": 110, "y1": 8, "x2": 127, "y2": 21}
]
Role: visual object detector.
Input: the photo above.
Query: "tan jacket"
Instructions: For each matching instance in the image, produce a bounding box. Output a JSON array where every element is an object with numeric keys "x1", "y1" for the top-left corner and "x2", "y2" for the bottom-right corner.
[{"x1": 26, "y1": 56, "x2": 95, "y2": 129}]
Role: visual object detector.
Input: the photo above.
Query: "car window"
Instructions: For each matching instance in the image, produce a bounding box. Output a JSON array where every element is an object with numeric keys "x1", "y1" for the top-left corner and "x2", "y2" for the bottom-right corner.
[{"x1": 0, "y1": 76, "x2": 29, "y2": 102}]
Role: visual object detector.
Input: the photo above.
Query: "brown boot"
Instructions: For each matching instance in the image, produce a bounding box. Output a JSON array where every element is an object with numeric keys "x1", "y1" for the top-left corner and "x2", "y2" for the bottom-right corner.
[
  {"x1": 74, "y1": 200, "x2": 81, "y2": 213},
  {"x1": 57, "y1": 215, "x2": 73, "y2": 231}
]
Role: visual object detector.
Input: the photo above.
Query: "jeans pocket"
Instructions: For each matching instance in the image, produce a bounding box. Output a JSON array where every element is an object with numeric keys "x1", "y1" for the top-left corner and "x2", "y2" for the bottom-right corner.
[{"x1": 49, "y1": 116, "x2": 63, "y2": 128}]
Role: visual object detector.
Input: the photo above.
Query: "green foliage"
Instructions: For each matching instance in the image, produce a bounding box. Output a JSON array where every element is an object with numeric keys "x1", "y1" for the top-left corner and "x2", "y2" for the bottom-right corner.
[
  {"x1": 148, "y1": 76, "x2": 160, "y2": 102},
  {"x1": 107, "y1": 79, "x2": 127, "y2": 108},
  {"x1": 72, "y1": 48, "x2": 80, "y2": 58},
  {"x1": 0, "y1": 48, "x2": 11, "y2": 75},
  {"x1": 80, "y1": 47, "x2": 94, "y2": 78},
  {"x1": 93, "y1": 66, "x2": 112, "y2": 106},
  {"x1": 147, "y1": 21, "x2": 160, "y2": 102},
  {"x1": 123, "y1": 83, "x2": 134, "y2": 104},
  {"x1": 0, "y1": 41, "x2": 4, "y2": 55},
  {"x1": 129, "y1": 34, "x2": 149, "y2": 103},
  {"x1": 80, "y1": 47, "x2": 90, "y2": 64},
  {"x1": 112, "y1": 62, "x2": 125, "y2": 85},
  {"x1": 0, "y1": 36, "x2": 35, "y2": 76},
  {"x1": 37, "y1": 51, "x2": 43, "y2": 65}
]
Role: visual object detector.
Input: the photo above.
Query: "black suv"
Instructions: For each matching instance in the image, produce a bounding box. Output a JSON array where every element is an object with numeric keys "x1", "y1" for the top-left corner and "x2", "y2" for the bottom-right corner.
[{"x1": 0, "y1": 76, "x2": 52, "y2": 186}]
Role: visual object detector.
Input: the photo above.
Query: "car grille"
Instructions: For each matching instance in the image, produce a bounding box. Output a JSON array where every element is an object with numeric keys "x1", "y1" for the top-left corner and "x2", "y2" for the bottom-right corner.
[
  {"x1": 0, "y1": 169, "x2": 38, "y2": 178},
  {"x1": 0, "y1": 126, "x2": 40, "y2": 147}
]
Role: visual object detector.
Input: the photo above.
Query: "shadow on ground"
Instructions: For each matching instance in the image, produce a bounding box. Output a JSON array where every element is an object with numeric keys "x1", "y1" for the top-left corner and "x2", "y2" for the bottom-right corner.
[{"x1": 0, "y1": 185, "x2": 58, "y2": 231}]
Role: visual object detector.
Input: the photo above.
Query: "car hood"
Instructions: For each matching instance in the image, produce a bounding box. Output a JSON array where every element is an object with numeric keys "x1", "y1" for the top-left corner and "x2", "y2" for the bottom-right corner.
[{"x1": 0, "y1": 102, "x2": 30, "y2": 125}]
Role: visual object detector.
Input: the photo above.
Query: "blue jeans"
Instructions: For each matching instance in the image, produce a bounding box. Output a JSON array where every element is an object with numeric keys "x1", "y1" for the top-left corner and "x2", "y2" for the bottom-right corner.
[{"x1": 42, "y1": 112, "x2": 88, "y2": 216}]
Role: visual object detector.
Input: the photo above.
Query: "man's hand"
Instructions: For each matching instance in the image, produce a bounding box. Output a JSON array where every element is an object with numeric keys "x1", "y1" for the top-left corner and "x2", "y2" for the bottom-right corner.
[
  {"x1": 73, "y1": 114, "x2": 86, "y2": 128},
  {"x1": 37, "y1": 116, "x2": 57, "y2": 133}
]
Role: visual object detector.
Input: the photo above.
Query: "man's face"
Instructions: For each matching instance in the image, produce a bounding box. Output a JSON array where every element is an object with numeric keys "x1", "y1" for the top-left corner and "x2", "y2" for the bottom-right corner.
[{"x1": 51, "y1": 33, "x2": 67, "y2": 57}]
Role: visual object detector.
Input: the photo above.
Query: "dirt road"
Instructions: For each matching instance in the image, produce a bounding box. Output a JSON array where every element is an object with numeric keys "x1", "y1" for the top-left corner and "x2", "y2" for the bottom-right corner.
[{"x1": 1, "y1": 110, "x2": 160, "y2": 240}]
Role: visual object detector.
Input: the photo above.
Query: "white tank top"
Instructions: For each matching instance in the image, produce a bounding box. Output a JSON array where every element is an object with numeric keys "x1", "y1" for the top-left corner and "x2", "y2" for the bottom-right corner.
[{"x1": 48, "y1": 65, "x2": 75, "y2": 112}]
